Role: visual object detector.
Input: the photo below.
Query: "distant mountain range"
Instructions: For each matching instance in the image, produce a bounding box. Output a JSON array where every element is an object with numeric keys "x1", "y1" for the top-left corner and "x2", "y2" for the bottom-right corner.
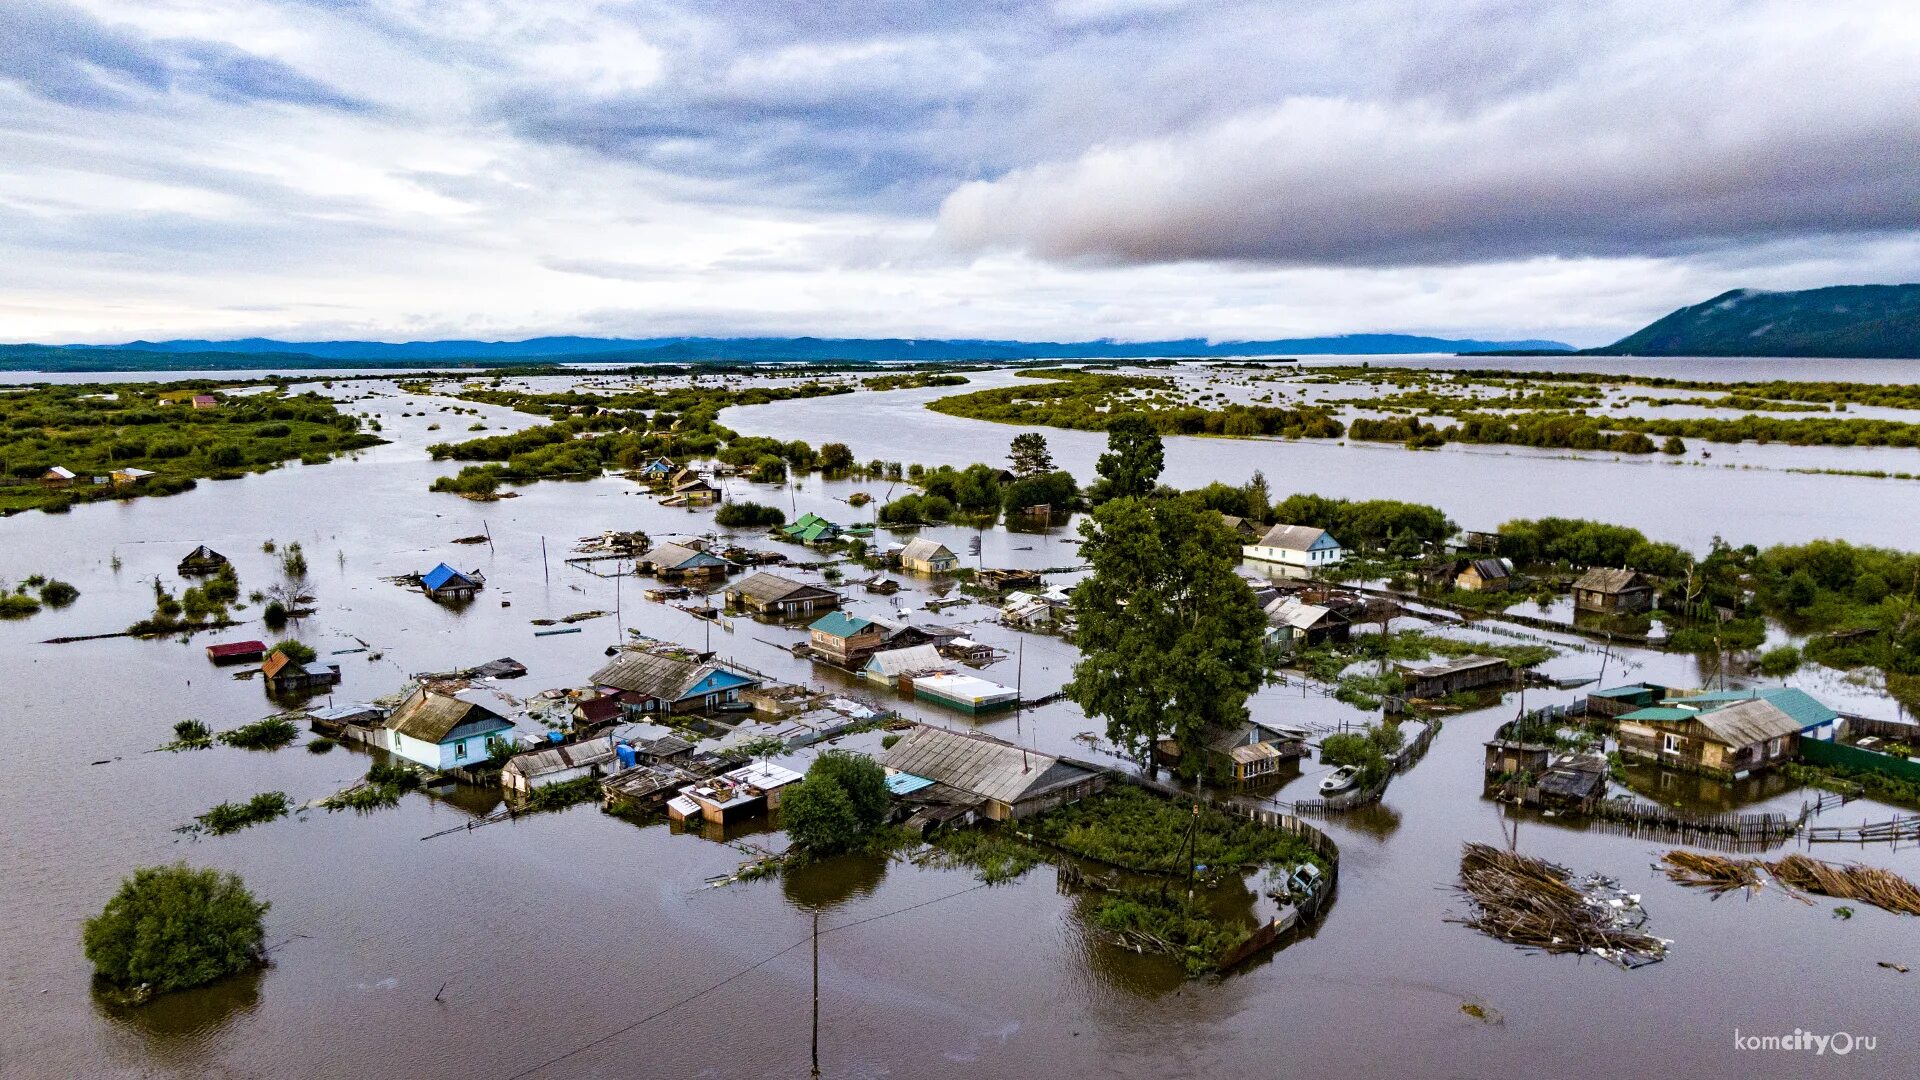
[
  {"x1": 1588, "y1": 284, "x2": 1920, "y2": 358},
  {"x1": 1, "y1": 332, "x2": 1573, "y2": 372}
]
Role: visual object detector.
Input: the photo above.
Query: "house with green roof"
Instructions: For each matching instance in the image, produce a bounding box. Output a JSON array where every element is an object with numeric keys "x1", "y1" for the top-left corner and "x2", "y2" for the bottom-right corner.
[
  {"x1": 1611, "y1": 685, "x2": 1838, "y2": 779},
  {"x1": 808, "y1": 610, "x2": 889, "y2": 666},
  {"x1": 780, "y1": 512, "x2": 842, "y2": 545}
]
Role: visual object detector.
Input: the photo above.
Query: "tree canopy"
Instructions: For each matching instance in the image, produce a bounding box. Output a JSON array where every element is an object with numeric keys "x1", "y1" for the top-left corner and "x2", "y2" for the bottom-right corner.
[
  {"x1": 1009, "y1": 432, "x2": 1054, "y2": 477},
  {"x1": 82, "y1": 864, "x2": 269, "y2": 997},
  {"x1": 1066, "y1": 493, "x2": 1268, "y2": 769},
  {"x1": 782, "y1": 752, "x2": 890, "y2": 855},
  {"x1": 1092, "y1": 414, "x2": 1164, "y2": 502}
]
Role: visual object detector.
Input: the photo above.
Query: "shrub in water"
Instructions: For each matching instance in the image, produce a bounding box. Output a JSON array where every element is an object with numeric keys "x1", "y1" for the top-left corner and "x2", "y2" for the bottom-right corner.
[{"x1": 82, "y1": 864, "x2": 269, "y2": 1001}]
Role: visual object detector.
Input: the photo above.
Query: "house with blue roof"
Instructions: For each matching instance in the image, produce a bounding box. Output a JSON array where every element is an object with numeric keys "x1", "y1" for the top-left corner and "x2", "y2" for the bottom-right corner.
[
  {"x1": 1608, "y1": 684, "x2": 1839, "y2": 779},
  {"x1": 808, "y1": 610, "x2": 890, "y2": 666},
  {"x1": 421, "y1": 562, "x2": 484, "y2": 601},
  {"x1": 589, "y1": 649, "x2": 760, "y2": 716}
]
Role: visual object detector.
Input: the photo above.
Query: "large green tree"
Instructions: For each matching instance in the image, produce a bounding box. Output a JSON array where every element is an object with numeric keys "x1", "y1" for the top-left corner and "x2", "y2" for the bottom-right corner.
[
  {"x1": 83, "y1": 864, "x2": 270, "y2": 996},
  {"x1": 1092, "y1": 414, "x2": 1164, "y2": 501},
  {"x1": 1065, "y1": 493, "x2": 1269, "y2": 769},
  {"x1": 781, "y1": 751, "x2": 890, "y2": 855},
  {"x1": 1009, "y1": 432, "x2": 1054, "y2": 478}
]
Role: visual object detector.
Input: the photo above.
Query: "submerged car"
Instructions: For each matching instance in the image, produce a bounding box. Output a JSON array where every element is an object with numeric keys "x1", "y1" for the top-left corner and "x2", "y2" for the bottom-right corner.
[{"x1": 1318, "y1": 765, "x2": 1360, "y2": 794}]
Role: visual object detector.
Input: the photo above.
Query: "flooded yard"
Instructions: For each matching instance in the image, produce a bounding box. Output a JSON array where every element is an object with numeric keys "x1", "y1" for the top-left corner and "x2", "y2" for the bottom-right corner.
[{"x1": 2, "y1": 361, "x2": 1918, "y2": 1079}]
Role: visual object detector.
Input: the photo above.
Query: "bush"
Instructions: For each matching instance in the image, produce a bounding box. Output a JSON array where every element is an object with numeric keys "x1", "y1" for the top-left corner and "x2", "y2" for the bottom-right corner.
[
  {"x1": 37, "y1": 579, "x2": 80, "y2": 607},
  {"x1": 782, "y1": 752, "x2": 889, "y2": 855},
  {"x1": 268, "y1": 639, "x2": 316, "y2": 664},
  {"x1": 82, "y1": 864, "x2": 270, "y2": 998},
  {"x1": 262, "y1": 600, "x2": 288, "y2": 629},
  {"x1": 0, "y1": 593, "x2": 42, "y2": 619},
  {"x1": 193, "y1": 791, "x2": 292, "y2": 834},
  {"x1": 715, "y1": 501, "x2": 787, "y2": 528},
  {"x1": 217, "y1": 717, "x2": 300, "y2": 750},
  {"x1": 1758, "y1": 645, "x2": 1803, "y2": 676}
]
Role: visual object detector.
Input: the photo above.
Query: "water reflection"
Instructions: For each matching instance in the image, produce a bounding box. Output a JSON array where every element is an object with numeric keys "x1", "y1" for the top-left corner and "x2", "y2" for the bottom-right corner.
[
  {"x1": 95, "y1": 967, "x2": 262, "y2": 1045},
  {"x1": 781, "y1": 851, "x2": 889, "y2": 911}
]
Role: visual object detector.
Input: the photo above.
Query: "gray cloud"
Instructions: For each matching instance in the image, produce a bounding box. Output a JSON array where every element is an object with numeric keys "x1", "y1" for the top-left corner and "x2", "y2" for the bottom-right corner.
[{"x1": 0, "y1": 0, "x2": 364, "y2": 111}]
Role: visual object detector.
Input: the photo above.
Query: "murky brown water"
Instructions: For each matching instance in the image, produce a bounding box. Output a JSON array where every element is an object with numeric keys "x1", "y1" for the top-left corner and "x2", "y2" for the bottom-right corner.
[{"x1": 2, "y1": 365, "x2": 1917, "y2": 1079}]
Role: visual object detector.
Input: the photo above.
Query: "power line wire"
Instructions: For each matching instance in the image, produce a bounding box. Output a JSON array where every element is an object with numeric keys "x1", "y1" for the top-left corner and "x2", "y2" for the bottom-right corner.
[{"x1": 499, "y1": 879, "x2": 996, "y2": 1080}]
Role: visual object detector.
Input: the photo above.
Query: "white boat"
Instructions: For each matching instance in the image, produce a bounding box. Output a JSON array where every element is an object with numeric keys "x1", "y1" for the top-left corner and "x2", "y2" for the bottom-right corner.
[{"x1": 1319, "y1": 766, "x2": 1359, "y2": 794}]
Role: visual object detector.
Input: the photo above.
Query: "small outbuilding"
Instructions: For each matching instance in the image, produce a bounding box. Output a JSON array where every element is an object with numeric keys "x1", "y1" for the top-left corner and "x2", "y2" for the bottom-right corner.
[
  {"x1": 205, "y1": 639, "x2": 267, "y2": 664},
  {"x1": 41, "y1": 466, "x2": 75, "y2": 489},
  {"x1": 1397, "y1": 655, "x2": 1512, "y2": 698},
  {"x1": 1573, "y1": 567, "x2": 1653, "y2": 614},
  {"x1": 501, "y1": 736, "x2": 622, "y2": 796},
  {"x1": 261, "y1": 650, "x2": 342, "y2": 694},
  {"x1": 643, "y1": 541, "x2": 732, "y2": 583},
  {"x1": 178, "y1": 545, "x2": 229, "y2": 575},
  {"x1": 1454, "y1": 558, "x2": 1513, "y2": 592}
]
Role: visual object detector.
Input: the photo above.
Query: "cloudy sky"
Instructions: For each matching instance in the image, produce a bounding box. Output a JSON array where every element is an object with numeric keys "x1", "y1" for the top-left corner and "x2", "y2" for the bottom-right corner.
[{"x1": 2, "y1": 0, "x2": 1916, "y2": 346}]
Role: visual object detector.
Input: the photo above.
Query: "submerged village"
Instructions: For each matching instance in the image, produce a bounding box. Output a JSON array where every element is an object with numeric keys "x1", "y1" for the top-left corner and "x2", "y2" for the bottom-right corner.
[{"x1": 6, "y1": 359, "x2": 1920, "y2": 1076}]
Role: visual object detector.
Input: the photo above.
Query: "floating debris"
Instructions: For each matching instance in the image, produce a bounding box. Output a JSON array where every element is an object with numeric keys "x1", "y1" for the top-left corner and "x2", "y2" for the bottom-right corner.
[
  {"x1": 450, "y1": 534, "x2": 489, "y2": 545},
  {"x1": 1660, "y1": 850, "x2": 1920, "y2": 917},
  {"x1": 1450, "y1": 843, "x2": 1666, "y2": 968},
  {"x1": 1660, "y1": 851, "x2": 1764, "y2": 897}
]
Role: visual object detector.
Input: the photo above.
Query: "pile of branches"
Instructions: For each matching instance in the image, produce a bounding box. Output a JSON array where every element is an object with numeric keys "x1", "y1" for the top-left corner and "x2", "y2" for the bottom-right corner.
[
  {"x1": 1452, "y1": 843, "x2": 1666, "y2": 966},
  {"x1": 1661, "y1": 851, "x2": 1920, "y2": 916}
]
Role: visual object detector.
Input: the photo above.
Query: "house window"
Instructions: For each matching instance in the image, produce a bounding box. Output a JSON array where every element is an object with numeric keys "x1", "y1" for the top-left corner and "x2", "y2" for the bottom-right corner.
[
  {"x1": 455, "y1": 741, "x2": 466, "y2": 760},
  {"x1": 1662, "y1": 733, "x2": 1680, "y2": 754}
]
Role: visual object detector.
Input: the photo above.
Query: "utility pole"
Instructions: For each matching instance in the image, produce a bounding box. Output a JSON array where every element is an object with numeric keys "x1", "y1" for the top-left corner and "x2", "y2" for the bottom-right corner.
[
  {"x1": 541, "y1": 536, "x2": 549, "y2": 585},
  {"x1": 811, "y1": 909, "x2": 822, "y2": 1079}
]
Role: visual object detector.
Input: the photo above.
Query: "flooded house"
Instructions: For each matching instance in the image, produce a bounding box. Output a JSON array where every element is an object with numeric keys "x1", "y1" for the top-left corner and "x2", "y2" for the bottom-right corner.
[
  {"x1": 1265, "y1": 598, "x2": 1351, "y2": 649},
  {"x1": 862, "y1": 644, "x2": 946, "y2": 687},
  {"x1": 1216, "y1": 513, "x2": 1262, "y2": 540},
  {"x1": 1243, "y1": 524, "x2": 1344, "y2": 572},
  {"x1": 636, "y1": 457, "x2": 676, "y2": 480},
  {"x1": 1453, "y1": 558, "x2": 1514, "y2": 592},
  {"x1": 383, "y1": 686, "x2": 515, "y2": 770},
  {"x1": 205, "y1": 639, "x2": 266, "y2": 664},
  {"x1": 261, "y1": 650, "x2": 342, "y2": 694},
  {"x1": 883, "y1": 621, "x2": 966, "y2": 651},
  {"x1": 178, "y1": 544, "x2": 229, "y2": 575},
  {"x1": 910, "y1": 672, "x2": 1019, "y2": 714},
  {"x1": 1396, "y1": 655, "x2": 1512, "y2": 698},
  {"x1": 895, "y1": 537, "x2": 959, "y2": 573},
  {"x1": 1572, "y1": 567, "x2": 1654, "y2": 614},
  {"x1": 502, "y1": 736, "x2": 622, "y2": 796},
  {"x1": 1161, "y1": 720, "x2": 1308, "y2": 782},
  {"x1": 666, "y1": 760, "x2": 805, "y2": 825},
  {"x1": 1615, "y1": 696, "x2": 1804, "y2": 779},
  {"x1": 642, "y1": 541, "x2": 732, "y2": 583},
  {"x1": 724, "y1": 571, "x2": 841, "y2": 616},
  {"x1": 1001, "y1": 590, "x2": 1063, "y2": 629},
  {"x1": 420, "y1": 562, "x2": 484, "y2": 601},
  {"x1": 1585, "y1": 682, "x2": 1672, "y2": 719},
  {"x1": 668, "y1": 475, "x2": 719, "y2": 506},
  {"x1": 879, "y1": 725, "x2": 1107, "y2": 822},
  {"x1": 590, "y1": 649, "x2": 760, "y2": 715},
  {"x1": 780, "y1": 513, "x2": 842, "y2": 545},
  {"x1": 807, "y1": 611, "x2": 889, "y2": 666}
]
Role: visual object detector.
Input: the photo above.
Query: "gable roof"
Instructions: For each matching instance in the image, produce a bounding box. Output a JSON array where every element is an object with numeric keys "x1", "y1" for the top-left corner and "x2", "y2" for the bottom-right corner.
[
  {"x1": 181, "y1": 544, "x2": 226, "y2": 564},
  {"x1": 863, "y1": 644, "x2": 945, "y2": 678},
  {"x1": 388, "y1": 687, "x2": 512, "y2": 744},
  {"x1": 261, "y1": 650, "x2": 292, "y2": 679},
  {"x1": 730, "y1": 571, "x2": 835, "y2": 605},
  {"x1": 1252, "y1": 523, "x2": 1335, "y2": 551},
  {"x1": 1574, "y1": 567, "x2": 1648, "y2": 594},
  {"x1": 1267, "y1": 598, "x2": 1340, "y2": 630},
  {"x1": 503, "y1": 736, "x2": 619, "y2": 779},
  {"x1": 1670, "y1": 687, "x2": 1838, "y2": 732},
  {"x1": 899, "y1": 537, "x2": 955, "y2": 563},
  {"x1": 591, "y1": 650, "x2": 754, "y2": 701},
  {"x1": 648, "y1": 542, "x2": 727, "y2": 569},
  {"x1": 422, "y1": 562, "x2": 477, "y2": 591},
  {"x1": 809, "y1": 610, "x2": 877, "y2": 639},
  {"x1": 1461, "y1": 558, "x2": 1510, "y2": 580},
  {"x1": 881, "y1": 725, "x2": 1099, "y2": 806},
  {"x1": 45, "y1": 466, "x2": 75, "y2": 479},
  {"x1": 1694, "y1": 698, "x2": 1803, "y2": 747}
]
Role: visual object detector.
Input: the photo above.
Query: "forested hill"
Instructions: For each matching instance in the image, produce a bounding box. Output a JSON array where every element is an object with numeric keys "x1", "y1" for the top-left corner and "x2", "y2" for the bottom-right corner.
[{"x1": 1591, "y1": 284, "x2": 1920, "y2": 358}]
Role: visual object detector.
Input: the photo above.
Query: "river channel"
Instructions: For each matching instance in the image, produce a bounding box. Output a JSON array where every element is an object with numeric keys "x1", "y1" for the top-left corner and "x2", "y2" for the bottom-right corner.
[{"x1": 1, "y1": 361, "x2": 1916, "y2": 1079}]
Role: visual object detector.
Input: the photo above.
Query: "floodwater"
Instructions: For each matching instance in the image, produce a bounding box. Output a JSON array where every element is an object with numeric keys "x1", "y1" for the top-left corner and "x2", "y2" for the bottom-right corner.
[{"x1": 1, "y1": 365, "x2": 1917, "y2": 1079}]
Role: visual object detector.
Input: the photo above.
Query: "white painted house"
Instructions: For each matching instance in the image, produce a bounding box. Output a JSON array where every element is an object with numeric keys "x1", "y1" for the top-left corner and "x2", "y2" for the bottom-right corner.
[
  {"x1": 385, "y1": 687, "x2": 515, "y2": 770},
  {"x1": 1244, "y1": 524, "x2": 1344, "y2": 571}
]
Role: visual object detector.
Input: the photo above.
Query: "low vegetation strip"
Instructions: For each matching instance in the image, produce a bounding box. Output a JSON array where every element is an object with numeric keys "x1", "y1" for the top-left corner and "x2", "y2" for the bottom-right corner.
[
  {"x1": 0, "y1": 382, "x2": 383, "y2": 514},
  {"x1": 927, "y1": 369, "x2": 1345, "y2": 438}
]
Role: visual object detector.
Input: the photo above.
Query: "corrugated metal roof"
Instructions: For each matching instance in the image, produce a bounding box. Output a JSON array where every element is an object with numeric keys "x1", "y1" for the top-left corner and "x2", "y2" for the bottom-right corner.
[
  {"x1": 863, "y1": 644, "x2": 945, "y2": 678},
  {"x1": 899, "y1": 537, "x2": 955, "y2": 564},
  {"x1": 886, "y1": 772, "x2": 936, "y2": 795},
  {"x1": 809, "y1": 610, "x2": 875, "y2": 638},
  {"x1": 648, "y1": 542, "x2": 726, "y2": 569},
  {"x1": 1677, "y1": 687, "x2": 1837, "y2": 731},
  {"x1": 591, "y1": 650, "x2": 711, "y2": 700},
  {"x1": 504, "y1": 737, "x2": 619, "y2": 779},
  {"x1": 422, "y1": 563, "x2": 476, "y2": 591},
  {"x1": 388, "y1": 687, "x2": 511, "y2": 743},
  {"x1": 1574, "y1": 567, "x2": 1647, "y2": 594},
  {"x1": 1696, "y1": 698, "x2": 1803, "y2": 747},
  {"x1": 1618, "y1": 706, "x2": 1698, "y2": 722},
  {"x1": 880, "y1": 725, "x2": 1095, "y2": 805},
  {"x1": 729, "y1": 571, "x2": 832, "y2": 605},
  {"x1": 1252, "y1": 523, "x2": 1332, "y2": 551}
]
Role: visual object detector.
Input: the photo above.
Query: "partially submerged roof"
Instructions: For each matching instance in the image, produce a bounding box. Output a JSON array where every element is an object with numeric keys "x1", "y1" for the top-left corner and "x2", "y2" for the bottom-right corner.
[
  {"x1": 388, "y1": 687, "x2": 512, "y2": 744},
  {"x1": 504, "y1": 736, "x2": 619, "y2": 779},
  {"x1": 1251, "y1": 523, "x2": 1334, "y2": 551},
  {"x1": 1574, "y1": 567, "x2": 1648, "y2": 594},
  {"x1": 648, "y1": 542, "x2": 727, "y2": 569},
  {"x1": 422, "y1": 562, "x2": 478, "y2": 591},
  {"x1": 881, "y1": 725, "x2": 1100, "y2": 806},
  {"x1": 730, "y1": 571, "x2": 834, "y2": 605},
  {"x1": 863, "y1": 644, "x2": 945, "y2": 678},
  {"x1": 206, "y1": 639, "x2": 266, "y2": 658},
  {"x1": 592, "y1": 650, "x2": 752, "y2": 701},
  {"x1": 1399, "y1": 654, "x2": 1508, "y2": 678}
]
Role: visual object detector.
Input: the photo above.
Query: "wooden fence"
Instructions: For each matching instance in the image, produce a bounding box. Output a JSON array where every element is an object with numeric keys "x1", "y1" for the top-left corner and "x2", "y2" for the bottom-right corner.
[
  {"x1": 1583, "y1": 797, "x2": 1807, "y2": 850},
  {"x1": 1804, "y1": 814, "x2": 1920, "y2": 845}
]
